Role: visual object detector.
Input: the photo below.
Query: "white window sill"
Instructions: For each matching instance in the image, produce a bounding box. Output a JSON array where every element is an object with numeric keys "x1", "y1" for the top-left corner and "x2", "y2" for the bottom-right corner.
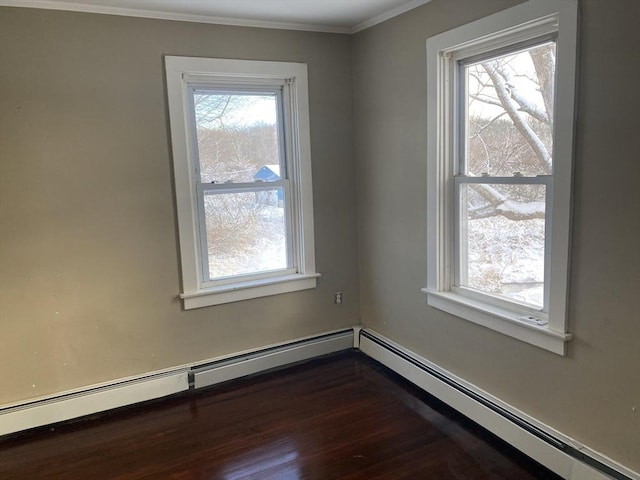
[
  {"x1": 181, "y1": 273, "x2": 320, "y2": 309},
  {"x1": 422, "y1": 289, "x2": 572, "y2": 355}
]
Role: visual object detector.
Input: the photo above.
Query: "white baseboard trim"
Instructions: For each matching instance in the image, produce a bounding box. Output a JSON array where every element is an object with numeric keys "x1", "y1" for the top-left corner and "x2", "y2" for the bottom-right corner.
[
  {"x1": 358, "y1": 328, "x2": 638, "y2": 480},
  {"x1": 0, "y1": 328, "x2": 354, "y2": 437}
]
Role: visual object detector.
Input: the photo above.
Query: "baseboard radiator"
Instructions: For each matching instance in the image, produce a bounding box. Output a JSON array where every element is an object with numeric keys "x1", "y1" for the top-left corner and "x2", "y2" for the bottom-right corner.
[
  {"x1": 358, "y1": 328, "x2": 638, "y2": 480},
  {"x1": 189, "y1": 330, "x2": 355, "y2": 389},
  {"x1": 0, "y1": 328, "x2": 355, "y2": 437},
  {"x1": 0, "y1": 326, "x2": 636, "y2": 480}
]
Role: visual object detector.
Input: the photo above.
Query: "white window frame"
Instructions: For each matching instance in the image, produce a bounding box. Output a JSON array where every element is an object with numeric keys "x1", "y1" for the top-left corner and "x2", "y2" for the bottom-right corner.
[
  {"x1": 424, "y1": 0, "x2": 578, "y2": 355},
  {"x1": 165, "y1": 57, "x2": 318, "y2": 309}
]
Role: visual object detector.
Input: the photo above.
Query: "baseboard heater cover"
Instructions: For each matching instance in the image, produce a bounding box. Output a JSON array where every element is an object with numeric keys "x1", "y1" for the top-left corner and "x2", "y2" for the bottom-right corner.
[
  {"x1": 0, "y1": 370, "x2": 190, "y2": 437},
  {"x1": 358, "y1": 329, "x2": 638, "y2": 480},
  {"x1": 190, "y1": 329, "x2": 355, "y2": 389},
  {"x1": 0, "y1": 328, "x2": 354, "y2": 437},
  {"x1": 1, "y1": 326, "x2": 635, "y2": 480}
]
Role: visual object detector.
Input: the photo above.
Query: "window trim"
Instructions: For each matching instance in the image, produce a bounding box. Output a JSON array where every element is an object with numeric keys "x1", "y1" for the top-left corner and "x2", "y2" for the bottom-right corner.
[
  {"x1": 165, "y1": 56, "x2": 318, "y2": 309},
  {"x1": 424, "y1": 0, "x2": 578, "y2": 355}
]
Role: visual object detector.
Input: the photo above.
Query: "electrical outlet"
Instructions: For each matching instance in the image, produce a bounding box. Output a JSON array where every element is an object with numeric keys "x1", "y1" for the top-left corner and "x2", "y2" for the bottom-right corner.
[{"x1": 334, "y1": 292, "x2": 343, "y2": 305}]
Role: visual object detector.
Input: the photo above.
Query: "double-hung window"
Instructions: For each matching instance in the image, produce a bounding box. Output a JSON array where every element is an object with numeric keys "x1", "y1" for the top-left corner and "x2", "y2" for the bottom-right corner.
[
  {"x1": 425, "y1": 0, "x2": 578, "y2": 354},
  {"x1": 165, "y1": 57, "x2": 318, "y2": 309}
]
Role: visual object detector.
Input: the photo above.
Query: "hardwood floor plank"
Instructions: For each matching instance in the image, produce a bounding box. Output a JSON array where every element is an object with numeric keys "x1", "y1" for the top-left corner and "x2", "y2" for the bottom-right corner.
[{"x1": 0, "y1": 352, "x2": 561, "y2": 479}]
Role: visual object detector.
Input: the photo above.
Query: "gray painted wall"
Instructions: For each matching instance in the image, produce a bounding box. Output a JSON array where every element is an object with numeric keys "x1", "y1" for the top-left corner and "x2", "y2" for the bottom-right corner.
[
  {"x1": 353, "y1": 0, "x2": 640, "y2": 470},
  {"x1": 0, "y1": 8, "x2": 359, "y2": 404},
  {"x1": 1, "y1": 0, "x2": 639, "y2": 473}
]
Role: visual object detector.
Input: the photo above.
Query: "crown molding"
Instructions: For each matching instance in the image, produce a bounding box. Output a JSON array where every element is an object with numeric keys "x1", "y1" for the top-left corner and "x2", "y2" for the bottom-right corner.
[
  {"x1": 0, "y1": 0, "x2": 433, "y2": 34},
  {"x1": 0, "y1": 0, "x2": 351, "y2": 34},
  {"x1": 352, "y1": 0, "x2": 432, "y2": 33}
]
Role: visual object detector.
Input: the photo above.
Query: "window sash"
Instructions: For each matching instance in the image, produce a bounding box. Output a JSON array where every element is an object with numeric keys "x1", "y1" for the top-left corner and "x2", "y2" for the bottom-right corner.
[
  {"x1": 187, "y1": 85, "x2": 288, "y2": 185},
  {"x1": 195, "y1": 179, "x2": 295, "y2": 287},
  {"x1": 187, "y1": 83, "x2": 295, "y2": 287},
  {"x1": 453, "y1": 33, "x2": 558, "y2": 314},
  {"x1": 453, "y1": 176, "x2": 552, "y2": 312},
  {"x1": 456, "y1": 39, "x2": 557, "y2": 179}
]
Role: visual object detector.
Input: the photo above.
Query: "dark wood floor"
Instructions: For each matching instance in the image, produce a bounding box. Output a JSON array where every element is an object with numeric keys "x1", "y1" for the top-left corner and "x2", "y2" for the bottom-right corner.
[{"x1": 0, "y1": 352, "x2": 561, "y2": 479}]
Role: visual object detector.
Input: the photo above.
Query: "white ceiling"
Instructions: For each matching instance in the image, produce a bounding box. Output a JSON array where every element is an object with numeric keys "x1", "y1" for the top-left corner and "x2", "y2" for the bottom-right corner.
[{"x1": 2, "y1": 0, "x2": 433, "y2": 33}]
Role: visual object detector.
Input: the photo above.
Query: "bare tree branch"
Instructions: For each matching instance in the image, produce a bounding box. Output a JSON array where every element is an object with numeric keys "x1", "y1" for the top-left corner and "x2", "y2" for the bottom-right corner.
[
  {"x1": 470, "y1": 93, "x2": 503, "y2": 108},
  {"x1": 481, "y1": 62, "x2": 552, "y2": 172},
  {"x1": 529, "y1": 44, "x2": 555, "y2": 127},
  {"x1": 498, "y1": 66, "x2": 549, "y2": 124},
  {"x1": 468, "y1": 183, "x2": 545, "y2": 220},
  {"x1": 194, "y1": 94, "x2": 233, "y2": 125},
  {"x1": 470, "y1": 111, "x2": 509, "y2": 138}
]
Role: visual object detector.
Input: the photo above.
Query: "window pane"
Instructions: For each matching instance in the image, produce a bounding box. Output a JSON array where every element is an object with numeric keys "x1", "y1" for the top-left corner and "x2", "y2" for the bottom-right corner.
[
  {"x1": 459, "y1": 183, "x2": 546, "y2": 308},
  {"x1": 203, "y1": 189, "x2": 287, "y2": 280},
  {"x1": 193, "y1": 91, "x2": 281, "y2": 184},
  {"x1": 465, "y1": 42, "x2": 555, "y2": 177}
]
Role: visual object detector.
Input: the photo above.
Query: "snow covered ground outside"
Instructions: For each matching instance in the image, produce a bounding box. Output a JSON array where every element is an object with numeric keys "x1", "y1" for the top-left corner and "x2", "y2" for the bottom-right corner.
[
  {"x1": 208, "y1": 205, "x2": 286, "y2": 279},
  {"x1": 206, "y1": 203, "x2": 545, "y2": 309},
  {"x1": 467, "y1": 216, "x2": 545, "y2": 307}
]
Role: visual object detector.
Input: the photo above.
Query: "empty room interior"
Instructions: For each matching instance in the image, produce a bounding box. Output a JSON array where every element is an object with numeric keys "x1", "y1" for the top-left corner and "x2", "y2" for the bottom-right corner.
[{"x1": 0, "y1": 0, "x2": 638, "y2": 479}]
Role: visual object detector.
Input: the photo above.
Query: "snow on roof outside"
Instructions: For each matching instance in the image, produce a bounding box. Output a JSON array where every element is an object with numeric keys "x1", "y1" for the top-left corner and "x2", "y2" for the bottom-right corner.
[
  {"x1": 266, "y1": 165, "x2": 280, "y2": 176},
  {"x1": 254, "y1": 164, "x2": 281, "y2": 180}
]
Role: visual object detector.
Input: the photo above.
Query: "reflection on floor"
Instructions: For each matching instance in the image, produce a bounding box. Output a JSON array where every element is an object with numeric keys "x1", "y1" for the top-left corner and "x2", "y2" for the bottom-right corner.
[{"x1": 0, "y1": 352, "x2": 561, "y2": 479}]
